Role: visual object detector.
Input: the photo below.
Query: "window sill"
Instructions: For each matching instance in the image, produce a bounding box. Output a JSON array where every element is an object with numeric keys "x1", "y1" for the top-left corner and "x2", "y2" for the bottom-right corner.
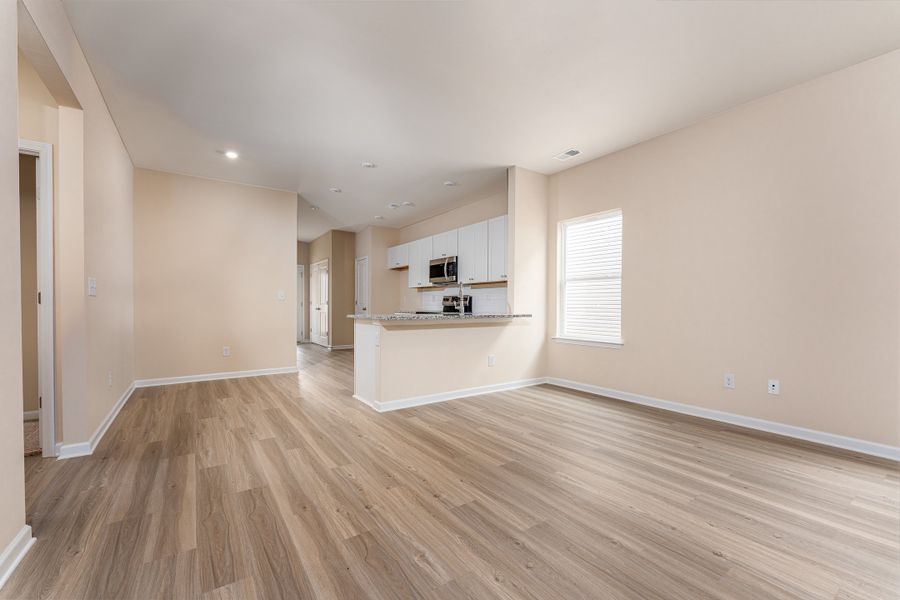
[{"x1": 552, "y1": 337, "x2": 623, "y2": 349}]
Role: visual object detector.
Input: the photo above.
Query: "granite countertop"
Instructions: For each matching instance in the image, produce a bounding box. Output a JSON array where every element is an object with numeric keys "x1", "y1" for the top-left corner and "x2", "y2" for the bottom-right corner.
[{"x1": 347, "y1": 313, "x2": 532, "y2": 321}]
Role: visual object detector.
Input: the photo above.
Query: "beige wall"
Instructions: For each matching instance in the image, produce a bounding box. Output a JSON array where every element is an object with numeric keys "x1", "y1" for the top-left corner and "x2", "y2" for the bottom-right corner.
[
  {"x1": 0, "y1": 0, "x2": 27, "y2": 552},
  {"x1": 507, "y1": 166, "x2": 549, "y2": 378},
  {"x1": 19, "y1": 0, "x2": 135, "y2": 446},
  {"x1": 19, "y1": 154, "x2": 38, "y2": 414},
  {"x1": 309, "y1": 230, "x2": 356, "y2": 347},
  {"x1": 397, "y1": 186, "x2": 508, "y2": 244},
  {"x1": 331, "y1": 231, "x2": 356, "y2": 347},
  {"x1": 355, "y1": 225, "x2": 403, "y2": 315},
  {"x1": 546, "y1": 51, "x2": 900, "y2": 447},
  {"x1": 297, "y1": 241, "x2": 309, "y2": 341},
  {"x1": 134, "y1": 169, "x2": 297, "y2": 379},
  {"x1": 377, "y1": 321, "x2": 545, "y2": 402}
]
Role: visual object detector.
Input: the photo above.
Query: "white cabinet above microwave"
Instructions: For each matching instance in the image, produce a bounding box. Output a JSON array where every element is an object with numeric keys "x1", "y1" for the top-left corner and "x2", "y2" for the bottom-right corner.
[{"x1": 431, "y1": 229, "x2": 458, "y2": 259}]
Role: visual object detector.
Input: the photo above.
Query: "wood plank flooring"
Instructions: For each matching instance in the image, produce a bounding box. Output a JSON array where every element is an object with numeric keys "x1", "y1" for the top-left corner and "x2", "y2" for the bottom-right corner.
[{"x1": 4, "y1": 345, "x2": 898, "y2": 599}]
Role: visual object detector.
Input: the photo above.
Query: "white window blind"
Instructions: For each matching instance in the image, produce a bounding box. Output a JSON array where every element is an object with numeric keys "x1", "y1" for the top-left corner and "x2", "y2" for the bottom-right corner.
[{"x1": 558, "y1": 210, "x2": 622, "y2": 344}]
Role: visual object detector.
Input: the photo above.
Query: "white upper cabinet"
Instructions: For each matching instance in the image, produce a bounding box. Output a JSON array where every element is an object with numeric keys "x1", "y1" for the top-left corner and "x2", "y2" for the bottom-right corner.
[
  {"x1": 408, "y1": 237, "x2": 433, "y2": 288},
  {"x1": 431, "y1": 229, "x2": 458, "y2": 259},
  {"x1": 387, "y1": 217, "x2": 505, "y2": 288},
  {"x1": 387, "y1": 243, "x2": 409, "y2": 269},
  {"x1": 458, "y1": 221, "x2": 488, "y2": 284},
  {"x1": 488, "y1": 215, "x2": 508, "y2": 282}
]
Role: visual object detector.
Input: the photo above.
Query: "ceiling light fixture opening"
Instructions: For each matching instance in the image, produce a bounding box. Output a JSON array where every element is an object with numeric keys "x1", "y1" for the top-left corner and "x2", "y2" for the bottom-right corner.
[
  {"x1": 402, "y1": 201, "x2": 415, "y2": 207},
  {"x1": 388, "y1": 203, "x2": 400, "y2": 210},
  {"x1": 329, "y1": 187, "x2": 342, "y2": 193},
  {"x1": 310, "y1": 205, "x2": 320, "y2": 211},
  {"x1": 361, "y1": 162, "x2": 377, "y2": 169},
  {"x1": 443, "y1": 180, "x2": 458, "y2": 187},
  {"x1": 374, "y1": 215, "x2": 384, "y2": 220},
  {"x1": 224, "y1": 150, "x2": 239, "y2": 159}
]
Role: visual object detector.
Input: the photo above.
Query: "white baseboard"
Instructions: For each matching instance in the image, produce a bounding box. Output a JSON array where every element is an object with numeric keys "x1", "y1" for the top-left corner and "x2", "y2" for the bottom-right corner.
[
  {"x1": 545, "y1": 378, "x2": 900, "y2": 462},
  {"x1": 328, "y1": 344, "x2": 353, "y2": 351},
  {"x1": 134, "y1": 366, "x2": 298, "y2": 388},
  {"x1": 22, "y1": 411, "x2": 38, "y2": 422},
  {"x1": 0, "y1": 525, "x2": 34, "y2": 591},
  {"x1": 58, "y1": 382, "x2": 136, "y2": 460},
  {"x1": 359, "y1": 378, "x2": 548, "y2": 413}
]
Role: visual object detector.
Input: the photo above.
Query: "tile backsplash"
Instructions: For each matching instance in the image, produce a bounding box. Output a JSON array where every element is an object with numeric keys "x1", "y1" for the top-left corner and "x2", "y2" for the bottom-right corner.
[{"x1": 419, "y1": 285, "x2": 509, "y2": 314}]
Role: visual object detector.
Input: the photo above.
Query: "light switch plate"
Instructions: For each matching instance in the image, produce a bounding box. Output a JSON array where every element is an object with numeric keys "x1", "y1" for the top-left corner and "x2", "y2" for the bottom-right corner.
[
  {"x1": 768, "y1": 379, "x2": 780, "y2": 395},
  {"x1": 87, "y1": 277, "x2": 97, "y2": 297}
]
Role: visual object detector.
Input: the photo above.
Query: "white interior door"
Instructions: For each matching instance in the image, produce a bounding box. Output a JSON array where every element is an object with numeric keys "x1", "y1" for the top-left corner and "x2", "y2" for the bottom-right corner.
[
  {"x1": 310, "y1": 260, "x2": 329, "y2": 346},
  {"x1": 296, "y1": 265, "x2": 305, "y2": 342},
  {"x1": 355, "y1": 257, "x2": 369, "y2": 316},
  {"x1": 20, "y1": 140, "x2": 56, "y2": 457}
]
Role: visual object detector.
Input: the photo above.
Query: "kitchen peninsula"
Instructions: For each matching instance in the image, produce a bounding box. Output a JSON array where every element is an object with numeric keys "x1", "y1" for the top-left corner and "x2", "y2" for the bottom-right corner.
[{"x1": 349, "y1": 312, "x2": 535, "y2": 411}]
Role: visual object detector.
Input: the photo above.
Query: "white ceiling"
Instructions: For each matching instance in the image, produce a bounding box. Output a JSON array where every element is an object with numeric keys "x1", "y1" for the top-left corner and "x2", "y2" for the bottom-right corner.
[{"x1": 62, "y1": 0, "x2": 900, "y2": 241}]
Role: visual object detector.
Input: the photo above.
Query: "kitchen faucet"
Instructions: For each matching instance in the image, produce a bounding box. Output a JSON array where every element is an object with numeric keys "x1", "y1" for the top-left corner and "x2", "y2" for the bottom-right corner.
[{"x1": 454, "y1": 281, "x2": 466, "y2": 315}]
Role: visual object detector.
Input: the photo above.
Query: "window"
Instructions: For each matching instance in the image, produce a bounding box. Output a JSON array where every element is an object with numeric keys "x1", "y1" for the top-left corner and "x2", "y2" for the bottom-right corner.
[{"x1": 557, "y1": 209, "x2": 623, "y2": 345}]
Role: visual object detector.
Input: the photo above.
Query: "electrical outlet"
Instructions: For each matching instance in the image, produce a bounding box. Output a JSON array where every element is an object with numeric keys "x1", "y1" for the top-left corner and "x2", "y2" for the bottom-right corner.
[
  {"x1": 107, "y1": 371, "x2": 113, "y2": 387},
  {"x1": 768, "y1": 379, "x2": 780, "y2": 395},
  {"x1": 276, "y1": 290, "x2": 286, "y2": 301},
  {"x1": 223, "y1": 346, "x2": 231, "y2": 357},
  {"x1": 724, "y1": 373, "x2": 735, "y2": 389},
  {"x1": 487, "y1": 354, "x2": 496, "y2": 367}
]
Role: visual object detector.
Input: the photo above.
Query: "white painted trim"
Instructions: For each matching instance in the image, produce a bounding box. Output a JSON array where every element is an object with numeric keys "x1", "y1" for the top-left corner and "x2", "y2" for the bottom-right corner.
[
  {"x1": 0, "y1": 525, "x2": 34, "y2": 591},
  {"x1": 328, "y1": 344, "x2": 354, "y2": 351},
  {"x1": 134, "y1": 366, "x2": 298, "y2": 388},
  {"x1": 354, "y1": 256, "x2": 370, "y2": 317},
  {"x1": 58, "y1": 382, "x2": 136, "y2": 460},
  {"x1": 297, "y1": 264, "x2": 305, "y2": 343},
  {"x1": 361, "y1": 378, "x2": 548, "y2": 413},
  {"x1": 552, "y1": 336, "x2": 623, "y2": 348},
  {"x1": 546, "y1": 378, "x2": 900, "y2": 462},
  {"x1": 19, "y1": 139, "x2": 56, "y2": 458},
  {"x1": 23, "y1": 411, "x2": 39, "y2": 422}
]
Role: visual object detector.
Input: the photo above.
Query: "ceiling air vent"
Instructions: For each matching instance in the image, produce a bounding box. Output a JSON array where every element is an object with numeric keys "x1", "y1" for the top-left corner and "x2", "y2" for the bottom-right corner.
[{"x1": 554, "y1": 148, "x2": 582, "y2": 161}]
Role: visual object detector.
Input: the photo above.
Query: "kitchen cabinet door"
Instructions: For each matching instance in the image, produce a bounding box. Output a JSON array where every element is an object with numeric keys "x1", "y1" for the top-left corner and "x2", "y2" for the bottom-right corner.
[
  {"x1": 408, "y1": 237, "x2": 433, "y2": 288},
  {"x1": 488, "y1": 215, "x2": 508, "y2": 282},
  {"x1": 387, "y1": 243, "x2": 409, "y2": 269},
  {"x1": 458, "y1": 221, "x2": 488, "y2": 284},
  {"x1": 432, "y1": 229, "x2": 458, "y2": 259}
]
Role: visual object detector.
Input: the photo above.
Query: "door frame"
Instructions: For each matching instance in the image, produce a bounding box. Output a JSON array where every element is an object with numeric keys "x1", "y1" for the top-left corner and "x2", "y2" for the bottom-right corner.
[
  {"x1": 310, "y1": 259, "x2": 329, "y2": 347},
  {"x1": 296, "y1": 264, "x2": 305, "y2": 343},
  {"x1": 354, "y1": 256, "x2": 369, "y2": 317},
  {"x1": 19, "y1": 139, "x2": 56, "y2": 458}
]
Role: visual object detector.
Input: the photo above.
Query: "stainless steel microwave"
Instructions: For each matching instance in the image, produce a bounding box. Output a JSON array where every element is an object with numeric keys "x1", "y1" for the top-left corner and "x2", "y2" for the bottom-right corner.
[{"x1": 429, "y1": 256, "x2": 458, "y2": 284}]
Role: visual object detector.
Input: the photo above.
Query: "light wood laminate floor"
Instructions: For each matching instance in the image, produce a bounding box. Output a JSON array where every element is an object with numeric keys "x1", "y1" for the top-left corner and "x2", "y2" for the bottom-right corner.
[{"x1": 4, "y1": 345, "x2": 898, "y2": 599}]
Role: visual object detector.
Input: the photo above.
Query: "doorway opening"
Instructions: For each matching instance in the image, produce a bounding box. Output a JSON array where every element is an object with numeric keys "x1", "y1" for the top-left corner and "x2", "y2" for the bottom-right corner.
[
  {"x1": 19, "y1": 139, "x2": 56, "y2": 458},
  {"x1": 310, "y1": 259, "x2": 329, "y2": 347}
]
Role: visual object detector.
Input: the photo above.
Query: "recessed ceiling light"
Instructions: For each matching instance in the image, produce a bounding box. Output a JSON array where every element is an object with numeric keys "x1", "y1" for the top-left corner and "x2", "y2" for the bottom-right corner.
[
  {"x1": 402, "y1": 201, "x2": 415, "y2": 207},
  {"x1": 329, "y1": 187, "x2": 342, "y2": 193},
  {"x1": 443, "y1": 180, "x2": 458, "y2": 187},
  {"x1": 361, "y1": 162, "x2": 377, "y2": 169},
  {"x1": 554, "y1": 148, "x2": 582, "y2": 161},
  {"x1": 388, "y1": 203, "x2": 400, "y2": 210},
  {"x1": 374, "y1": 215, "x2": 384, "y2": 220},
  {"x1": 224, "y1": 150, "x2": 239, "y2": 159},
  {"x1": 310, "y1": 205, "x2": 320, "y2": 211}
]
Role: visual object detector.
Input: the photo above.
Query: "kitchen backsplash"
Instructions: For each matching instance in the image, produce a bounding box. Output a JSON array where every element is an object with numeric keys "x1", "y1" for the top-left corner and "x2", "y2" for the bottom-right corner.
[{"x1": 419, "y1": 286, "x2": 509, "y2": 314}]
